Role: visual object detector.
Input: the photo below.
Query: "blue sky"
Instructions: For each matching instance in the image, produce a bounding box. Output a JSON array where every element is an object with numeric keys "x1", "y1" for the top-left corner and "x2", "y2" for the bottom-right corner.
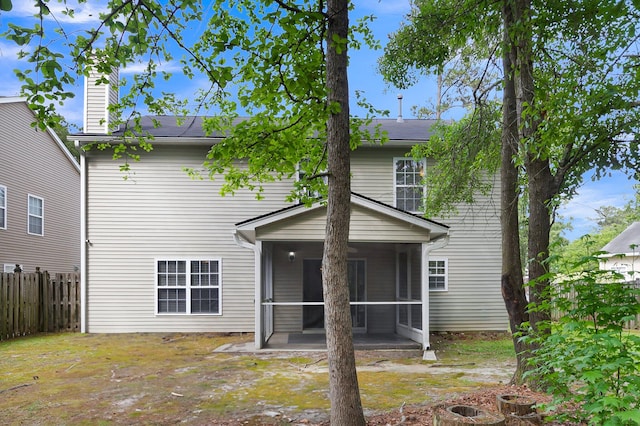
[{"x1": 0, "y1": 0, "x2": 637, "y2": 241}]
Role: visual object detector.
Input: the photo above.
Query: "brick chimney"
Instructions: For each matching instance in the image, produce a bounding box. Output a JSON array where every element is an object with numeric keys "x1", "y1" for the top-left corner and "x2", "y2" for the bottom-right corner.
[{"x1": 83, "y1": 63, "x2": 119, "y2": 134}]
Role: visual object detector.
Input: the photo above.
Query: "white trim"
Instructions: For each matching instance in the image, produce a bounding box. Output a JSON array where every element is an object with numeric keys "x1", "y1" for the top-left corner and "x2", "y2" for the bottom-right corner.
[
  {"x1": 45, "y1": 125, "x2": 80, "y2": 172},
  {"x1": 0, "y1": 184, "x2": 6, "y2": 230},
  {"x1": 262, "y1": 301, "x2": 421, "y2": 306},
  {"x1": 0, "y1": 97, "x2": 27, "y2": 104},
  {"x1": 235, "y1": 192, "x2": 449, "y2": 244},
  {"x1": 428, "y1": 257, "x2": 449, "y2": 292},
  {"x1": 154, "y1": 258, "x2": 222, "y2": 316},
  {"x1": 421, "y1": 243, "x2": 430, "y2": 349},
  {"x1": 232, "y1": 230, "x2": 264, "y2": 349},
  {"x1": 79, "y1": 145, "x2": 88, "y2": 332},
  {"x1": 254, "y1": 240, "x2": 263, "y2": 349},
  {"x1": 393, "y1": 157, "x2": 426, "y2": 214},
  {"x1": 27, "y1": 194, "x2": 44, "y2": 236}
]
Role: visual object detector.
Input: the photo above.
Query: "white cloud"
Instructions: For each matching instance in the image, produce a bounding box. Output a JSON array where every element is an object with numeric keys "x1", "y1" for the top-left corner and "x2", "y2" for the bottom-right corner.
[
  {"x1": 8, "y1": 1, "x2": 107, "y2": 24},
  {"x1": 558, "y1": 171, "x2": 638, "y2": 240},
  {"x1": 0, "y1": 40, "x2": 26, "y2": 64},
  {"x1": 120, "y1": 61, "x2": 183, "y2": 75}
]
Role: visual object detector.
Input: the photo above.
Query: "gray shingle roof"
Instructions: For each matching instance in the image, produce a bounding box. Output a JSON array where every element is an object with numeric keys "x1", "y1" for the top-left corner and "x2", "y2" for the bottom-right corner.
[
  {"x1": 99, "y1": 116, "x2": 439, "y2": 141},
  {"x1": 602, "y1": 221, "x2": 640, "y2": 254}
]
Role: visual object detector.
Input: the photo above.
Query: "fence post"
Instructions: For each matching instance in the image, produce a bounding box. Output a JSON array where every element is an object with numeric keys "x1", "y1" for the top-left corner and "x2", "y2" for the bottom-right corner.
[{"x1": 0, "y1": 273, "x2": 7, "y2": 340}]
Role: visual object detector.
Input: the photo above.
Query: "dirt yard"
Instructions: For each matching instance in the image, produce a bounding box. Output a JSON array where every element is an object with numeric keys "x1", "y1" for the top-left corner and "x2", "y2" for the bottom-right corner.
[{"x1": 0, "y1": 332, "x2": 560, "y2": 425}]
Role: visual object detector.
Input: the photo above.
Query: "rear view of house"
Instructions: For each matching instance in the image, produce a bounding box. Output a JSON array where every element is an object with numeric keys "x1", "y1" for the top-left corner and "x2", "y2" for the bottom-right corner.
[
  {"x1": 75, "y1": 71, "x2": 508, "y2": 349},
  {"x1": 0, "y1": 97, "x2": 80, "y2": 273}
]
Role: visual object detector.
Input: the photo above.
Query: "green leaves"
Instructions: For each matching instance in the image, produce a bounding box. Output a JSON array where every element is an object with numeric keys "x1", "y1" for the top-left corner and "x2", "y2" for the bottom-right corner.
[
  {"x1": 0, "y1": 0, "x2": 378, "y2": 197},
  {"x1": 0, "y1": 0, "x2": 12, "y2": 12},
  {"x1": 526, "y1": 266, "x2": 640, "y2": 424}
]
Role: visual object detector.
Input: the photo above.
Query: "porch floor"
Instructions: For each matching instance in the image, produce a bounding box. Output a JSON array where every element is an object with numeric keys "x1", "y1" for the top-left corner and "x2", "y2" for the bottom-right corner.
[{"x1": 264, "y1": 332, "x2": 422, "y2": 351}]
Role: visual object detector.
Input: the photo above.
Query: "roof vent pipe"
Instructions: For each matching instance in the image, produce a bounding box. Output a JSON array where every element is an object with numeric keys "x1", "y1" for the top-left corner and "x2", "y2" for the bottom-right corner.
[{"x1": 397, "y1": 93, "x2": 404, "y2": 123}]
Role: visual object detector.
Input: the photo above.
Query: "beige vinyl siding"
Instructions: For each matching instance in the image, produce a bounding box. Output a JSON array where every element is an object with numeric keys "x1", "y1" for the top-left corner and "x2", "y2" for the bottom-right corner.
[
  {"x1": 0, "y1": 101, "x2": 80, "y2": 272},
  {"x1": 428, "y1": 191, "x2": 506, "y2": 331},
  {"x1": 271, "y1": 243, "x2": 323, "y2": 332},
  {"x1": 352, "y1": 145, "x2": 508, "y2": 332},
  {"x1": 258, "y1": 204, "x2": 430, "y2": 242},
  {"x1": 351, "y1": 147, "x2": 397, "y2": 205},
  {"x1": 85, "y1": 145, "x2": 292, "y2": 332},
  {"x1": 84, "y1": 69, "x2": 118, "y2": 134}
]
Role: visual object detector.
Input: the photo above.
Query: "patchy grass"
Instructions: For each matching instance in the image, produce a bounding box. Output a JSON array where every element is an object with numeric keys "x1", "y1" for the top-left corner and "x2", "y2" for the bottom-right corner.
[
  {"x1": 431, "y1": 331, "x2": 515, "y2": 365},
  {"x1": 0, "y1": 332, "x2": 515, "y2": 424}
]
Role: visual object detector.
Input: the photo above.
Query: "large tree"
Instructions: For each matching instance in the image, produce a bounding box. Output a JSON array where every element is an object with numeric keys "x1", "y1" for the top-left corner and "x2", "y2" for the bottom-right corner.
[
  {"x1": 380, "y1": 0, "x2": 640, "y2": 382},
  {"x1": 2, "y1": 1, "x2": 375, "y2": 422}
]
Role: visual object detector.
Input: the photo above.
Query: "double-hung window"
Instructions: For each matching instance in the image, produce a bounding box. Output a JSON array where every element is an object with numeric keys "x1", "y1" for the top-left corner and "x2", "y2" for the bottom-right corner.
[
  {"x1": 27, "y1": 195, "x2": 44, "y2": 236},
  {"x1": 0, "y1": 185, "x2": 6, "y2": 229},
  {"x1": 394, "y1": 158, "x2": 425, "y2": 213},
  {"x1": 428, "y1": 258, "x2": 448, "y2": 291},
  {"x1": 156, "y1": 259, "x2": 221, "y2": 314}
]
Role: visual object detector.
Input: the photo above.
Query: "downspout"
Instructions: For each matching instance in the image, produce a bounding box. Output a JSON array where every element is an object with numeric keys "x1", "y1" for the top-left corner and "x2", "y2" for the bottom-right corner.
[
  {"x1": 232, "y1": 230, "x2": 262, "y2": 349},
  {"x1": 421, "y1": 233, "x2": 450, "y2": 353},
  {"x1": 76, "y1": 140, "x2": 88, "y2": 333}
]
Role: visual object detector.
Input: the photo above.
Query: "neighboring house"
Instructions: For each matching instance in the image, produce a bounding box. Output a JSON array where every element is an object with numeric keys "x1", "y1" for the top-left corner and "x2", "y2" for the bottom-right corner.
[
  {"x1": 74, "y1": 71, "x2": 507, "y2": 350},
  {"x1": 0, "y1": 97, "x2": 80, "y2": 273},
  {"x1": 599, "y1": 221, "x2": 640, "y2": 283}
]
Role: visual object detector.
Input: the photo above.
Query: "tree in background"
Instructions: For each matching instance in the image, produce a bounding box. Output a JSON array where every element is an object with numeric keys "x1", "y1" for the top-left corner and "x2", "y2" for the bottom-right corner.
[
  {"x1": 553, "y1": 187, "x2": 640, "y2": 272},
  {"x1": 3, "y1": 1, "x2": 378, "y2": 422},
  {"x1": 380, "y1": 0, "x2": 640, "y2": 383},
  {"x1": 49, "y1": 114, "x2": 80, "y2": 161}
]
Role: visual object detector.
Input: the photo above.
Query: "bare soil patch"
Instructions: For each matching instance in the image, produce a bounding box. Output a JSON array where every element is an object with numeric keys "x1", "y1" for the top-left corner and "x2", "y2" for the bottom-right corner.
[{"x1": 0, "y1": 332, "x2": 569, "y2": 425}]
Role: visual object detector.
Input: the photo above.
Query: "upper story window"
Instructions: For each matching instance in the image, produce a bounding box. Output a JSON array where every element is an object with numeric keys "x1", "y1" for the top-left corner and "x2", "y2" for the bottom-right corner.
[
  {"x1": 394, "y1": 158, "x2": 425, "y2": 213},
  {"x1": 156, "y1": 259, "x2": 222, "y2": 314},
  {"x1": 296, "y1": 160, "x2": 327, "y2": 202},
  {"x1": 429, "y1": 258, "x2": 448, "y2": 291},
  {"x1": 0, "y1": 185, "x2": 6, "y2": 229},
  {"x1": 27, "y1": 194, "x2": 44, "y2": 236}
]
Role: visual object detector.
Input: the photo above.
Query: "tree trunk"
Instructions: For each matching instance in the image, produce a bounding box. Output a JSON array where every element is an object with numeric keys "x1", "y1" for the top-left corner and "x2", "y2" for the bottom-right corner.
[
  {"x1": 323, "y1": 1, "x2": 366, "y2": 424},
  {"x1": 526, "y1": 155, "x2": 553, "y2": 329},
  {"x1": 512, "y1": 0, "x2": 552, "y2": 331},
  {"x1": 500, "y1": 0, "x2": 531, "y2": 384}
]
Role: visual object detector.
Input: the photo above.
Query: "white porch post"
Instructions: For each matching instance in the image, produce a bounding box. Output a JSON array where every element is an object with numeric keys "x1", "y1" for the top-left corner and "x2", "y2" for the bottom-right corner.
[
  {"x1": 254, "y1": 240, "x2": 263, "y2": 349},
  {"x1": 421, "y1": 242, "x2": 430, "y2": 349}
]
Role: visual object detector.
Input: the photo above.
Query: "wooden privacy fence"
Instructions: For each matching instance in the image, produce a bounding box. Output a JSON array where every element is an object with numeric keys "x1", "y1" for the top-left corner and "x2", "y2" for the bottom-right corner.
[
  {"x1": 0, "y1": 271, "x2": 80, "y2": 341},
  {"x1": 551, "y1": 280, "x2": 640, "y2": 329}
]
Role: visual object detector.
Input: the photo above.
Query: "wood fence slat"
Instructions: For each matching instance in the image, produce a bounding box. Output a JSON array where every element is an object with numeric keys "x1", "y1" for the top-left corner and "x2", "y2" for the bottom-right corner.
[
  {"x1": 0, "y1": 271, "x2": 80, "y2": 341},
  {"x1": 1, "y1": 274, "x2": 7, "y2": 340}
]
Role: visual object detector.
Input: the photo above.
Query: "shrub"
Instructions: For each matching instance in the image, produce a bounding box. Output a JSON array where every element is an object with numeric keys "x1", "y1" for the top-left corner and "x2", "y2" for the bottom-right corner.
[{"x1": 525, "y1": 261, "x2": 640, "y2": 425}]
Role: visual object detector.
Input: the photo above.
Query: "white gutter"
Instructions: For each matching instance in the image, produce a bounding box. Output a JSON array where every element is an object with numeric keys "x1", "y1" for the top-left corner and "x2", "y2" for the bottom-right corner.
[
  {"x1": 76, "y1": 140, "x2": 88, "y2": 333},
  {"x1": 421, "y1": 233, "x2": 450, "y2": 353},
  {"x1": 232, "y1": 230, "x2": 262, "y2": 349}
]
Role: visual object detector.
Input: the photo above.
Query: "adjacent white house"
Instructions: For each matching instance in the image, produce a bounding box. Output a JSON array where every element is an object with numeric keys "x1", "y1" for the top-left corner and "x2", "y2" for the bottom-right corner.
[
  {"x1": 599, "y1": 221, "x2": 640, "y2": 283},
  {"x1": 74, "y1": 71, "x2": 508, "y2": 350},
  {"x1": 0, "y1": 97, "x2": 80, "y2": 273}
]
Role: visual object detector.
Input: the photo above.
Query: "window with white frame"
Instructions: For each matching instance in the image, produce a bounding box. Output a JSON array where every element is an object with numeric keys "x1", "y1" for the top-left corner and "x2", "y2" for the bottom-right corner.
[
  {"x1": 156, "y1": 259, "x2": 221, "y2": 314},
  {"x1": 429, "y1": 258, "x2": 448, "y2": 291},
  {"x1": 0, "y1": 185, "x2": 6, "y2": 229},
  {"x1": 27, "y1": 195, "x2": 44, "y2": 236},
  {"x1": 394, "y1": 158, "x2": 425, "y2": 213},
  {"x1": 296, "y1": 159, "x2": 327, "y2": 201},
  {"x1": 4, "y1": 264, "x2": 19, "y2": 273}
]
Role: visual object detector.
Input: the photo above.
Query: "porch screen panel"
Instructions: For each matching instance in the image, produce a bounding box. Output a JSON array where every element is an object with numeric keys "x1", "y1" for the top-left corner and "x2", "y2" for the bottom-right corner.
[
  {"x1": 410, "y1": 248, "x2": 422, "y2": 329},
  {"x1": 397, "y1": 252, "x2": 409, "y2": 327},
  {"x1": 348, "y1": 260, "x2": 366, "y2": 329}
]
